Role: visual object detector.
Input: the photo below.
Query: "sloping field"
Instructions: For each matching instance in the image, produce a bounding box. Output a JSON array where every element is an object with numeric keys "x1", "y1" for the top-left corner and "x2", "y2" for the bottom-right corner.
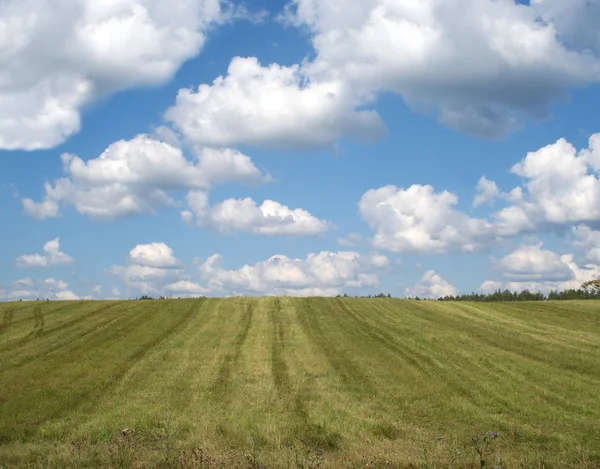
[{"x1": 0, "y1": 298, "x2": 599, "y2": 468}]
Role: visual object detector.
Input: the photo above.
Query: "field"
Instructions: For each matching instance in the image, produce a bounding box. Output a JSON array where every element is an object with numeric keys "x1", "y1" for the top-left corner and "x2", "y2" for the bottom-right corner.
[{"x1": 0, "y1": 298, "x2": 599, "y2": 468}]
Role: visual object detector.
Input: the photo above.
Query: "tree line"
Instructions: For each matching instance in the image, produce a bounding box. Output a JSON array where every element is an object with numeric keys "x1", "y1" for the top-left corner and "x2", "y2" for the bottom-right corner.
[
  {"x1": 437, "y1": 288, "x2": 600, "y2": 302},
  {"x1": 438, "y1": 279, "x2": 600, "y2": 302}
]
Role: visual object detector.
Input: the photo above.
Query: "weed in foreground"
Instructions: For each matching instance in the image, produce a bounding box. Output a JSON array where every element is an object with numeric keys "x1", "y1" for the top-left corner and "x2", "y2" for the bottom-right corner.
[
  {"x1": 107, "y1": 428, "x2": 138, "y2": 468},
  {"x1": 471, "y1": 432, "x2": 502, "y2": 469}
]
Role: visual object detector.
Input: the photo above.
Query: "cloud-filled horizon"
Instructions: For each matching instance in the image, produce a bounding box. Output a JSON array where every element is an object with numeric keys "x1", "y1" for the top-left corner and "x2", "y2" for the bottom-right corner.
[{"x1": 2, "y1": 0, "x2": 600, "y2": 300}]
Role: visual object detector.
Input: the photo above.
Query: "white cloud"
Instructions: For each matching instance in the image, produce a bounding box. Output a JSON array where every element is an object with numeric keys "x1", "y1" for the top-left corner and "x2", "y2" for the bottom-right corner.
[
  {"x1": 162, "y1": 0, "x2": 600, "y2": 150},
  {"x1": 42, "y1": 278, "x2": 69, "y2": 290},
  {"x1": 479, "y1": 280, "x2": 503, "y2": 295},
  {"x1": 493, "y1": 243, "x2": 573, "y2": 281},
  {"x1": 405, "y1": 270, "x2": 458, "y2": 299},
  {"x1": 283, "y1": 0, "x2": 600, "y2": 138},
  {"x1": 479, "y1": 250, "x2": 600, "y2": 293},
  {"x1": 182, "y1": 191, "x2": 333, "y2": 236},
  {"x1": 21, "y1": 198, "x2": 60, "y2": 220},
  {"x1": 128, "y1": 242, "x2": 180, "y2": 268},
  {"x1": 165, "y1": 56, "x2": 386, "y2": 149},
  {"x1": 15, "y1": 238, "x2": 74, "y2": 267},
  {"x1": 110, "y1": 241, "x2": 186, "y2": 295},
  {"x1": 22, "y1": 135, "x2": 267, "y2": 220},
  {"x1": 359, "y1": 184, "x2": 494, "y2": 254},
  {"x1": 150, "y1": 125, "x2": 182, "y2": 149},
  {"x1": 572, "y1": 225, "x2": 600, "y2": 263},
  {"x1": 0, "y1": 277, "x2": 79, "y2": 301},
  {"x1": 109, "y1": 264, "x2": 185, "y2": 295},
  {"x1": 164, "y1": 280, "x2": 209, "y2": 295},
  {"x1": 367, "y1": 252, "x2": 391, "y2": 268},
  {"x1": 198, "y1": 250, "x2": 385, "y2": 296},
  {"x1": 0, "y1": 0, "x2": 234, "y2": 150},
  {"x1": 491, "y1": 135, "x2": 600, "y2": 236},
  {"x1": 56, "y1": 290, "x2": 80, "y2": 301},
  {"x1": 360, "y1": 134, "x2": 600, "y2": 254},
  {"x1": 220, "y1": 2, "x2": 270, "y2": 24},
  {"x1": 14, "y1": 277, "x2": 34, "y2": 288},
  {"x1": 473, "y1": 176, "x2": 500, "y2": 208}
]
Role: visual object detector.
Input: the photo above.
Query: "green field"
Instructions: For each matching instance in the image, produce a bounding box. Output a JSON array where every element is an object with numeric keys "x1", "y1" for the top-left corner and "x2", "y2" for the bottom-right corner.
[{"x1": 0, "y1": 298, "x2": 599, "y2": 468}]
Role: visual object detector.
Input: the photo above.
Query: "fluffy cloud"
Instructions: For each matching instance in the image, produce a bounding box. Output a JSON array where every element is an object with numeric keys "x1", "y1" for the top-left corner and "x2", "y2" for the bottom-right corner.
[
  {"x1": 359, "y1": 184, "x2": 495, "y2": 254},
  {"x1": 572, "y1": 225, "x2": 600, "y2": 263},
  {"x1": 197, "y1": 250, "x2": 385, "y2": 296},
  {"x1": 360, "y1": 134, "x2": 600, "y2": 254},
  {"x1": 181, "y1": 190, "x2": 333, "y2": 236},
  {"x1": 473, "y1": 177, "x2": 500, "y2": 208},
  {"x1": 493, "y1": 243, "x2": 573, "y2": 281},
  {"x1": 0, "y1": 0, "x2": 238, "y2": 150},
  {"x1": 490, "y1": 135, "x2": 600, "y2": 236},
  {"x1": 163, "y1": 280, "x2": 209, "y2": 295},
  {"x1": 0, "y1": 277, "x2": 79, "y2": 301},
  {"x1": 165, "y1": 56, "x2": 385, "y2": 149},
  {"x1": 110, "y1": 242, "x2": 185, "y2": 294},
  {"x1": 405, "y1": 270, "x2": 458, "y2": 299},
  {"x1": 15, "y1": 238, "x2": 74, "y2": 267},
  {"x1": 283, "y1": 0, "x2": 600, "y2": 138},
  {"x1": 23, "y1": 135, "x2": 267, "y2": 220},
  {"x1": 367, "y1": 252, "x2": 391, "y2": 268},
  {"x1": 129, "y1": 242, "x2": 180, "y2": 268},
  {"x1": 480, "y1": 247, "x2": 600, "y2": 294}
]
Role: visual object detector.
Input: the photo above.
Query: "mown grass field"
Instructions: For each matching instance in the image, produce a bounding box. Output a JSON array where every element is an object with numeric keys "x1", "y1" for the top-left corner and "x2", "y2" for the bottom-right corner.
[{"x1": 0, "y1": 298, "x2": 599, "y2": 468}]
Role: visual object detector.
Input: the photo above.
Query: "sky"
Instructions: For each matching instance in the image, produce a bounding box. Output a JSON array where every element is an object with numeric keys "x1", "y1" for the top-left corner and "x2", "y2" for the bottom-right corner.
[{"x1": 2, "y1": 0, "x2": 600, "y2": 300}]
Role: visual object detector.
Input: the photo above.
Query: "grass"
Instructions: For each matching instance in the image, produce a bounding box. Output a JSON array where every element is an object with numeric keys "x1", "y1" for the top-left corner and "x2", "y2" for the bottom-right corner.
[{"x1": 0, "y1": 297, "x2": 599, "y2": 468}]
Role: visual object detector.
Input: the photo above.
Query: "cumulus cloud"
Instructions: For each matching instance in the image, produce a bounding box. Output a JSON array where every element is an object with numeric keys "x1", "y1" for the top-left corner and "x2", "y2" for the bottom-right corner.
[
  {"x1": 495, "y1": 136, "x2": 600, "y2": 231},
  {"x1": 22, "y1": 135, "x2": 267, "y2": 220},
  {"x1": 197, "y1": 250, "x2": 386, "y2": 296},
  {"x1": 0, "y1": 0, "x2": 240, "y2": 150},
  {"x1": 165, "y1": 56, "x2": 386, "y2": 149},
  {"x1": 493, "y1": 243, "x2": 573, "y2": 281},
  {"x1": 163, "y1": 280, "x2": 209, "y2": 295},
  {"x1": 360, "y1": 134, "x2": 600, "y2": 254},
  {"x1": 129, "y1": 242, "x2": 180, "y2": 268},
  {"x1": 283, "y1": 0, "x2": 600, "y2": 138},
  {"x1": 359, "y1": 184, "x2": 495, "y2": 254},
  {"x1": 473, "y1": 176, "x2": 500, "y2": 208},
  {"x1": 572, "y1": 225, "x2": 600, "y2": 263},
  {"x1": 480, "y1": 247, "x2": 600, "y2": 294},
  {"x1": 479, "y1": 280, "x2": 503, "y2": 295},
  {"x1": 110, "y1": 241, "x2": 185, "y2": 294},
  {"x1": 367, "y1": 252, "x2": 391, "y2": 268},
  {"x1": 405, "y1": 270, "x2": 458, "y2": 299},
  {"x1": 15, "y1": 238, "x2": 74, "y2": 267},
  {"x1": 0, "y1": 277, "x2": 79, "y2": 301},
  {"x1": 181, "y1": 190, "x2": 333, "y2": 236}
]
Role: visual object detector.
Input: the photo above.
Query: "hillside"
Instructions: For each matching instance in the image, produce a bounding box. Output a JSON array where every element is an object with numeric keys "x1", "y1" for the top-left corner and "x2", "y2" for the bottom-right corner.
[{"x1": 0, "y1": 298, "x2": 599, "y2": 468}]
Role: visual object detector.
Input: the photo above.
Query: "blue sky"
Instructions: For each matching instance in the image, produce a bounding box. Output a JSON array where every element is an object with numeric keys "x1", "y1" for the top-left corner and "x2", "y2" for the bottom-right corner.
[{"x1": 2, "y1": 0, "x2": 600, "y2": 300}]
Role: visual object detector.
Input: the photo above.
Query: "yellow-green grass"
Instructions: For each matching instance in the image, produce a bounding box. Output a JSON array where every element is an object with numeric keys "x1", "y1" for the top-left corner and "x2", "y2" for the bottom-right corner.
[{"x1": 0, "y1": 298, "x2": 599, "y2": 468}]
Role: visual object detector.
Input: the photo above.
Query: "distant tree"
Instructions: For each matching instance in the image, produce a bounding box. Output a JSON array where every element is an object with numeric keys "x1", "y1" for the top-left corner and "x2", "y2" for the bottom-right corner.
[{"x1": 582, "y1": 279, "x2": 600, "y2": 293}]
